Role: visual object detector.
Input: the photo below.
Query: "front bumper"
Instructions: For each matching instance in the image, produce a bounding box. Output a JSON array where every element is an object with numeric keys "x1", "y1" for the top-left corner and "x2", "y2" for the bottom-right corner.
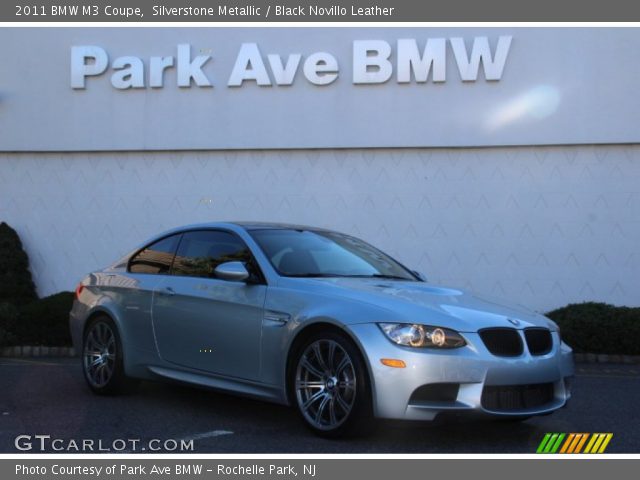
[{"x1": 347, "y1": 323, "x2": 574, "y2": 421}]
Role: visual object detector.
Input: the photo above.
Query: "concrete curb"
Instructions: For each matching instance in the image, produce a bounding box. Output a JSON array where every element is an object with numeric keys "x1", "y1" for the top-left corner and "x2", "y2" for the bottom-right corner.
[
  {"x1": 573, "y1": 353, "x2": 640, "y2": 364},
  {"x1": 1, "y1": 347, "x2": 639, "y2": 364},
  {"x1": 0, "y1": 346, "x2": 76, "y2": 357}
]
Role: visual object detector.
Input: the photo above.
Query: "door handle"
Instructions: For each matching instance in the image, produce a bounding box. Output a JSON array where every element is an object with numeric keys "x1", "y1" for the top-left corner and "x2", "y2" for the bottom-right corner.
[{"x1": 159, "y1": 287, "x2": 176, "y2": 297}]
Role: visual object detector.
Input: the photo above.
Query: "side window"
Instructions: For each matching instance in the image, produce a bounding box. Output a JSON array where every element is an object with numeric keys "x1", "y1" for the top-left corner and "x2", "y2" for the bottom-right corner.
[
  {"x1": 172, "y1": 230, "x2": 252, "y2": 279},
  {"x1": 129, "y1": 234, "x2": 181, "y2": 274}
]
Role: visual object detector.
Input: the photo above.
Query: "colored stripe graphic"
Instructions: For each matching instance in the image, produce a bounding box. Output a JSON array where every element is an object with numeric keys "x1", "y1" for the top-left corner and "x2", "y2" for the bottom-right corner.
[
  {"x1": 537, "y1": 433, "x2": 565, "y2": 453},
  {"x1": 584, "y1": 433, "x2": 598, "y2": 453},
  {"x1": 539, "y1": 433, "x2": 613, "y2": 454},
  {"x1": 544, "y1": 433, "x2": 559, "y2": 453},
  {"x1": 593, "y1": 433, "x2": 607, "y2": 452},
  {"x1": 559, "y1": 433, "x2": 575, "y2": 453},
  {"x1": 574, "y1": 433, "x2": 590, "y2": 453},
  {"x1": 567, "y1": 433, "x2": 584, "y2": 453},
  {"x1": 537, "y1": 433, "x2": 552, "y2": 453},
  {"x1": 585, "y1": 433, "x2": 614, "y2": 454},
  {"x1": 549, "y1": 433, "x2": 565, "y2": 453},
  {"x1": 597, "y1": 434, "x2": 613, "y2": 453}
]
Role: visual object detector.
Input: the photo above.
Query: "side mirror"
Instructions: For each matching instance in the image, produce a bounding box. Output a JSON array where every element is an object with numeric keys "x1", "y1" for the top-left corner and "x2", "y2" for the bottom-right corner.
[
  {"x1": 214, "y1": 261, "x2": 250, "y2": 282},
  {"x1": 412, "y1": 270, "x2": 428, "y2": 282}
]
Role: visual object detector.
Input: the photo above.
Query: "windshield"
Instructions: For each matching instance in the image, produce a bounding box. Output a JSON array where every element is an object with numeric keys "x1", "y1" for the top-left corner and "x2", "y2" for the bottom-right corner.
[{"x1": 249, "y1": 229, "x2": 419, "y2": 281}]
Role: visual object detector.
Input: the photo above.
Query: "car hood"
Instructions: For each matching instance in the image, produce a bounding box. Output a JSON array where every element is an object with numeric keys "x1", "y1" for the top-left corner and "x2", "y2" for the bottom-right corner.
[{"x1": 287, "y1": 277, "x2": 555, "y2": 332}]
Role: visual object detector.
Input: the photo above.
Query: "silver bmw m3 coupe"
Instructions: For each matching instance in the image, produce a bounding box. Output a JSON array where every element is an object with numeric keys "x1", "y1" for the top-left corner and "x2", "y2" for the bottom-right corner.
[{"x1": 70, "y1": 222, "x2": 574, "y2": 437}]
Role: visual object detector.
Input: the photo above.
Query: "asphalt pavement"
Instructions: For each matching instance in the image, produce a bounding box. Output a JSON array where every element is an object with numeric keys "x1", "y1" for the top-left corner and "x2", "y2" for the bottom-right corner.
[{"x1": 0, "y1": 358, "x2": 638, "y2": 453}]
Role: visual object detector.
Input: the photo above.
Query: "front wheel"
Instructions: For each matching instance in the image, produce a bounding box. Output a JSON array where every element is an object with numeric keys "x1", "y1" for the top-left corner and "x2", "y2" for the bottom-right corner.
[
  {"x1": 291, "y1": 331, "x2": 373, "y2": 437},
  {"x1": 82, "y1": 315, "x2": 137, "y2": 395}
]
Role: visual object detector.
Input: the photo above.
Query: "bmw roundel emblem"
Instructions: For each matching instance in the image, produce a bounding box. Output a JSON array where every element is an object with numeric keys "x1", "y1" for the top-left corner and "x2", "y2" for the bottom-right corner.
[{"x1": 507, "y1": 318, "x2": 520, "y2": 326}]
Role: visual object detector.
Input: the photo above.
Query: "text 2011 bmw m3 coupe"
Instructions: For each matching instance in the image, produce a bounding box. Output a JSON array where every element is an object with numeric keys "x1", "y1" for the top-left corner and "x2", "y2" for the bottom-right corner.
[{"x1": 70, "y1": 222, "x2": 574, "y2": 436}]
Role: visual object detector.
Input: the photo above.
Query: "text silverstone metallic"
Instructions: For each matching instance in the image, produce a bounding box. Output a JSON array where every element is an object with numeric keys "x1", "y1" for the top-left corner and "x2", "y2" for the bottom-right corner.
[{"x1": 152, "y1": 6, "x2": 263, "y2": 17}]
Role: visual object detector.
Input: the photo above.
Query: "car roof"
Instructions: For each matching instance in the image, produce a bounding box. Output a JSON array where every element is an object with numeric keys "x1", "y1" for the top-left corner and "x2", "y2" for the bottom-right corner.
[
  {"x1": 162, "y1": 221, "x2": 334, "y2": 234},
  {"x1": 231, "y1": 221, "x2": 332, "y2": 231}
]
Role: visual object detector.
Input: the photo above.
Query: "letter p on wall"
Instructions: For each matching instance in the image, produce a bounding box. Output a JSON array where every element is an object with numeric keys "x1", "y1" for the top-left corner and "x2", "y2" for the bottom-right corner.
[{"x1": 71, "y1": 46, "x2": 108, "y2": 88}]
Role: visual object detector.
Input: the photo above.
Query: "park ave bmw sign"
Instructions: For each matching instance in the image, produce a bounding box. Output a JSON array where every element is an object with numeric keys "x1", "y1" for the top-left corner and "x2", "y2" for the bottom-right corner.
[{"x1": 70, "y1": 36, "x2": 512, "y2": 89}]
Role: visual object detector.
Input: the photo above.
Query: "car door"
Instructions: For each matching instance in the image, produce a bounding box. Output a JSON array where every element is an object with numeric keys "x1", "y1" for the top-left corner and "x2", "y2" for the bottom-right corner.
[
  {"x1": 151, "y1": 229, "x2": 266, "y2": 381},
  {"x1": 124, "y1": 233, "x2": 182, "y2": 354}
]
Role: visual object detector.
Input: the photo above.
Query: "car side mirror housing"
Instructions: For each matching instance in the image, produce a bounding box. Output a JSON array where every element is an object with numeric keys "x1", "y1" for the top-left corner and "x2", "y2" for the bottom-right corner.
[
  {"x1": 412, "y1": 270, "x2": 428, "y2": 282},
  {"x1": 214, "y1": 261, "x2": 250, "y2": 282}
]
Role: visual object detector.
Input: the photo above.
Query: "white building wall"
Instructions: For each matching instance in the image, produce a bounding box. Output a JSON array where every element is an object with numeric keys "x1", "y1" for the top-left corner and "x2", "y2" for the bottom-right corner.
[{"x1": 1, "y1": 144, "x2": 638, "y2": 311}]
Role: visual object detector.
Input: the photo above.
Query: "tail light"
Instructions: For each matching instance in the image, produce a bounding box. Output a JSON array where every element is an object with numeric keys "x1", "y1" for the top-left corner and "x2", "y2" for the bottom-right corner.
[{"x1": 75, "y1": 283, "x2": 84, "y2": 300}]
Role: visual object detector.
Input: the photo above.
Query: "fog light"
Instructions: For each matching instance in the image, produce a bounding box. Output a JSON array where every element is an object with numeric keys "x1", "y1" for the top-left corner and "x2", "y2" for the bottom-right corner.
[{"x1": 380, "y1": 358, "x2": 406, "y2": 368}]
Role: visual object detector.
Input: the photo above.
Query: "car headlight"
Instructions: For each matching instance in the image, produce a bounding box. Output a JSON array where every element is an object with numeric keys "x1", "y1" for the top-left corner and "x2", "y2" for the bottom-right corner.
[{"x1": 378, "y1": 323, "x2": 466, "y2": 349}]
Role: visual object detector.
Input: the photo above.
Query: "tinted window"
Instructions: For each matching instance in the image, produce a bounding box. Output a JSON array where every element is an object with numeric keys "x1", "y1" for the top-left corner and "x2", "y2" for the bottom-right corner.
[
  {"x1": 172, "y1": 230, "x2": 252, "y2": 278},
  {"x1": 129, "y1": 234, "x2": 181, "y2": 274}
]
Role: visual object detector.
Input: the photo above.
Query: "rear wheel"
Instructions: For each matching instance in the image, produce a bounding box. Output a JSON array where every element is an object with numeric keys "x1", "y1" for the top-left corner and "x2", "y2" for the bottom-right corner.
[
  {"x1": 291, "y1": 331, "x2": 373, "y2": 437},
  {"x1": 82, "y1": 315, "x2": 137, "y2": 394}
]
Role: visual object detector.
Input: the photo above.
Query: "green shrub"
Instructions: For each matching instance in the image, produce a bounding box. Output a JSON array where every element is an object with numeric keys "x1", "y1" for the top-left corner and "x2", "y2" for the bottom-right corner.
[
  {"x1": 11, "y1": 292, "x2": 74, "y2": 346},
  {"x1": 546, "y1": 302, "x2": 640, "y2": 355},
  {"x1": 0, "y1": 302, "x2": 19, "y2": 347},
  {"x1": 0, "y1": 222, "x2": 74, "y2": 347},
  {"x1": 0, "y1": 222, "x2": 37, "y2": 306}
]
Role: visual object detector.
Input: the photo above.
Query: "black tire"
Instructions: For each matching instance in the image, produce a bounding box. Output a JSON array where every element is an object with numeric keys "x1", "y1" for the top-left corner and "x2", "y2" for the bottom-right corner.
[
  {"x1": 290, "y1": 330, "x2": 374, "y2": 438},
  {"x1": 82, "y1": 315, "x2": 137, "y2": 395}
]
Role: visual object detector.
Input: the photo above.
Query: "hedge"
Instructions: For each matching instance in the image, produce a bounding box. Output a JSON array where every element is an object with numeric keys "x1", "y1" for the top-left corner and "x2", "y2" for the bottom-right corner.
[
  {"x1": 17, "y1": 292, "x2": 74, "y2": 346},
  {"x1": 0, "y1": 302, "x2": 19, "y2": 346},
  {"x1": 0, "y1": 222, "x2": 37, "y2": 306},
  {"x1": 0, "y1": 292, "x2": 75, "y2": 347},
  {"x1": 546, "y1": 302, "x2": 640, "y2": 355},
  {"x1": 0, "y1": 221, "x2": 75, "y2": 348}
]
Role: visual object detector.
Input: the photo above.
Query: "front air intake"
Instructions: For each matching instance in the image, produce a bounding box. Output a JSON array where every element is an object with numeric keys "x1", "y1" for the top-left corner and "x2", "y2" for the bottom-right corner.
[
  {"x1": 524, "y1": 328, "x2": 553, "y2": 355},
  {"x1": 481, "y1": 383, "x2": 555, "y2": 411},
  {"x1": 479, "y1": 328, "x2": 523, "y2": 357}
]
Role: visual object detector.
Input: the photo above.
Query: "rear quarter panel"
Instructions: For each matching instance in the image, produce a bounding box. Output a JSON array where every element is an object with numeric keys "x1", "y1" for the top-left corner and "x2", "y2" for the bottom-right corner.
[{"x1": 71, "y1": 271, "x2": 163, "y2": 378}]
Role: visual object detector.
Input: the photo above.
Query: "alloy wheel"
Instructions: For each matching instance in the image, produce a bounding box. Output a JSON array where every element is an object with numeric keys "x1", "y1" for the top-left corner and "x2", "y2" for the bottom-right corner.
[
  {"x1": 295, "y1": 339, "x2": 357, "y2": 431},
  {"x1": 83, "y1": 321, "x2": 116, "y2": 388}
]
